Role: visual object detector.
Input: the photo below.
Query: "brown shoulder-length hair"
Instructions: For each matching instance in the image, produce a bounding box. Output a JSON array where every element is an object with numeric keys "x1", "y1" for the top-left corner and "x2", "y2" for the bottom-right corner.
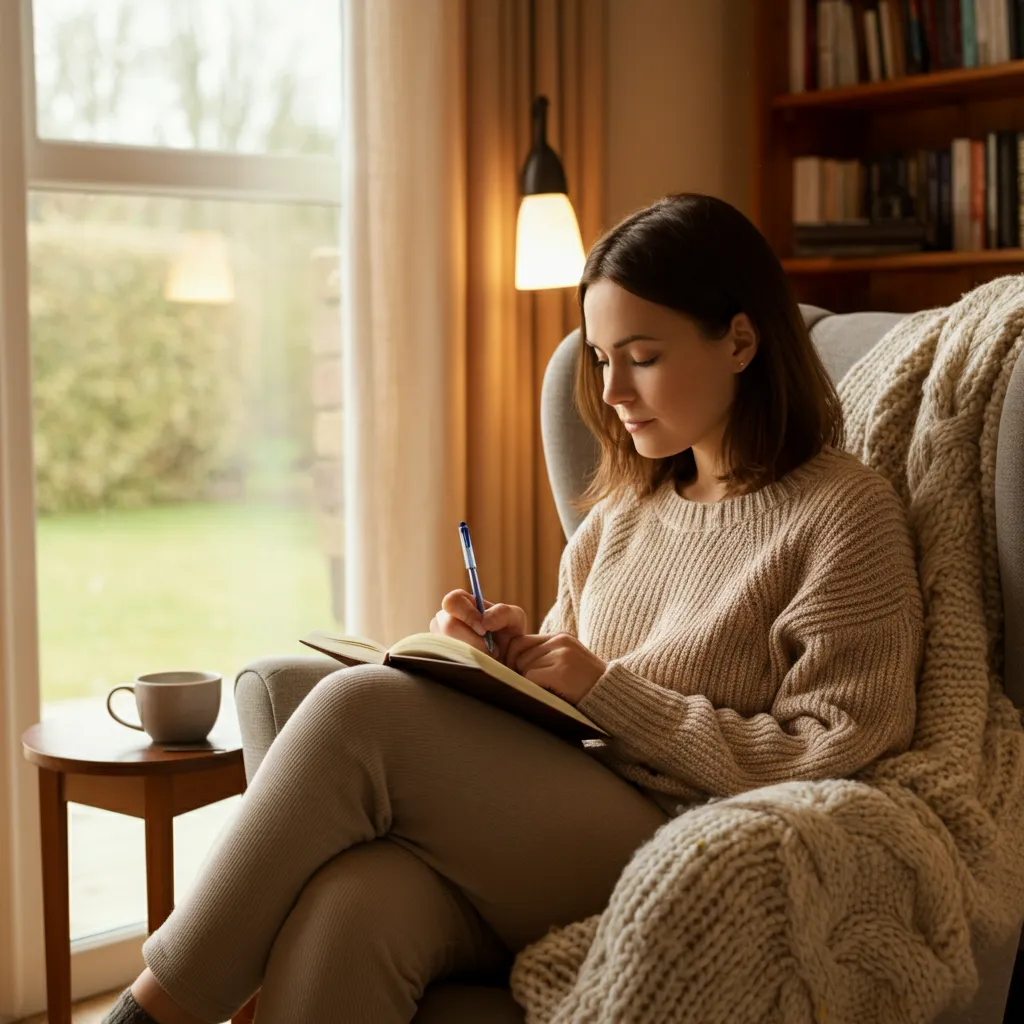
[{"x1": 572, "y1": 192, "x2": 845, "y2": 514}]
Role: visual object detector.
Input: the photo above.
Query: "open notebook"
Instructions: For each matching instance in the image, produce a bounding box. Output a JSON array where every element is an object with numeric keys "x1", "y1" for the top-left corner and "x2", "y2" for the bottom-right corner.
[{"x1": 299, "y1": 630, "x2": 608, "y2": 742}]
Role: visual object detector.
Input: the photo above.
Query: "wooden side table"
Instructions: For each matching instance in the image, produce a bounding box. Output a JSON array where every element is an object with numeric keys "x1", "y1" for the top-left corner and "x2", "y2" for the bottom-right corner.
[{"x1": 22, "y1": 710, "x2": 247, "y2": 1024}]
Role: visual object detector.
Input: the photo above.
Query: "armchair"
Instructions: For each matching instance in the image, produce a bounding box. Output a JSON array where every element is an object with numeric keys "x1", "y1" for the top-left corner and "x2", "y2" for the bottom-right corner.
[{"x1": 233, "y1": 304, "x2": 1024, "y2": 1023}]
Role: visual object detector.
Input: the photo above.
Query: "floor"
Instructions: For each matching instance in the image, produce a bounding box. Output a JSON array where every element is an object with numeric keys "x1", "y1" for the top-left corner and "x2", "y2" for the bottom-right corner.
[{"x1": 10, "y1": 988, "x2": 236, "y2": 1024}]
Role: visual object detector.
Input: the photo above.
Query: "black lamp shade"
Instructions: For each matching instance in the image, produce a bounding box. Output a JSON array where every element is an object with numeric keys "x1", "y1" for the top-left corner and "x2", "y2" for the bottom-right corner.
[{"x1": 520, "y1": 96, "x2": 569, "y2": 196}]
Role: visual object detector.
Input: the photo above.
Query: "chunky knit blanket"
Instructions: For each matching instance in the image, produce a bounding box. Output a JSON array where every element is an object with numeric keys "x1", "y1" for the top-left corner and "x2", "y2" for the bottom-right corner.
[{"x1": 509, "y1": 276, "x2": 1024, "y2": 1023}]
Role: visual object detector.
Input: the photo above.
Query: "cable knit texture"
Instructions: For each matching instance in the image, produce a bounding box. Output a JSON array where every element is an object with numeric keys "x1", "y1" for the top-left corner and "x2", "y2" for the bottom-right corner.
[{"x1": 510, "y1": 275, "x2": 1024, "y2": 1024}]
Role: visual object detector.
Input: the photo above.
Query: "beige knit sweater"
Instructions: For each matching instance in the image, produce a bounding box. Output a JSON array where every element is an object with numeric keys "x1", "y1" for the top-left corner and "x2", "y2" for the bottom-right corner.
[
  {"x1": 511, "y1": 276, "x2": 1024, "y2": 1024},
  {"x1": 539, "y1": 446, "x2": 925, "y2": 813}
]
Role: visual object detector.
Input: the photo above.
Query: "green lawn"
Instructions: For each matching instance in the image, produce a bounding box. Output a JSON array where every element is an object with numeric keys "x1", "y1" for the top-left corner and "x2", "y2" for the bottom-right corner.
[{"x1": 35, "y1": 502, "x2": 337, "y2": 704}]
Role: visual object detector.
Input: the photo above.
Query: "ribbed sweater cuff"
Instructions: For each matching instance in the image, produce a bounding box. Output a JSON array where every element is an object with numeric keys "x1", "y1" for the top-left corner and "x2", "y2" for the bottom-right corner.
[{"x1": 577, "y1": 661, "x2": 679, "y2": 743}]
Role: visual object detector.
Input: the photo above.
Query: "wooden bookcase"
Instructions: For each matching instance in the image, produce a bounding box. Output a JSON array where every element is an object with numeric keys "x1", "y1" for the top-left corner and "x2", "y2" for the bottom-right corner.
[{"x1": 754, "y1": 0, "x2": 1024, "y2": 313}]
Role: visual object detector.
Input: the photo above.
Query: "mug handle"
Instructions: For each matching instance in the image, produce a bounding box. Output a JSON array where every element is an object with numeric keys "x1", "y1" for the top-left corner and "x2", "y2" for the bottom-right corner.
[{"x1": 106, "y1": 685, "x2": 145, "y2": 731}]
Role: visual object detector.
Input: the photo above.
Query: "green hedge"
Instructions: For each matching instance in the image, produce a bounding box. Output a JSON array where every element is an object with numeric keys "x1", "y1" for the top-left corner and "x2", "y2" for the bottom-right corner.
[{"x1": 30, "y1": 240, "x2": 244, "y2": 513}]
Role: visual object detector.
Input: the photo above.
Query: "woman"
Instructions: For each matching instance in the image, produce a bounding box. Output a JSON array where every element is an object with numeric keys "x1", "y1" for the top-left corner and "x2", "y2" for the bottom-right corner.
[{"x1": 105, "y1": 194, "x2": 924, "y2": 1024}]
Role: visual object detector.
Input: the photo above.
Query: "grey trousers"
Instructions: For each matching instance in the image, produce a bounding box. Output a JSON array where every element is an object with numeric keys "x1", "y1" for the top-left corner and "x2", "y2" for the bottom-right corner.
[{"x1": 142, "y1": 664, "x2": 670, "y2": 1023}]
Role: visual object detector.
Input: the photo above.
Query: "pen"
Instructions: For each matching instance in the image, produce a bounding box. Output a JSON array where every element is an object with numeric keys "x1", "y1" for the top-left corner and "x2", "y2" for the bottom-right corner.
[{"x1": 458, "y1": 521, "x2": 495, "y2": 655}]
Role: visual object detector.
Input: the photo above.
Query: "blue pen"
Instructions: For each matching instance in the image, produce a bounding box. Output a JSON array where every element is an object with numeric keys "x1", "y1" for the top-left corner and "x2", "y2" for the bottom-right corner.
[{"x1": 458, "y1": 521, "x2": 495, "y2": 655}]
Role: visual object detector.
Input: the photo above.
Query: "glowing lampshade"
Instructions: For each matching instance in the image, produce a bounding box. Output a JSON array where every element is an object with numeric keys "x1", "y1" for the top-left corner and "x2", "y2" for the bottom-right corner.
[
  {"x1": 515, "y1": 96, "x2": 585, "y2": 291},
  {"x1": 515, "y1": 193, "x2": 586, "y2": 290},
  {"x1": 165, "y1": 231, "x2": 235, "y2": 304}
]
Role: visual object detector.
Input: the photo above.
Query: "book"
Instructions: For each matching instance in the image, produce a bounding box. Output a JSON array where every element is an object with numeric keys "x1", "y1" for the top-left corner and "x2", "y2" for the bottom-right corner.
[
  {"x1": 952, "y1": 137, "x2": 973, "y2": 250},
  {"x1": 790, "y1": 0, "x2": 807, "y2": 92},
  {"x1": 1017, "y1": 133, "x2": 1024, "y2": 248},
  {"x1": 299, "y1": 629, "x2": 610, "y2": 742},
  {"x1": 997, "y1": 130, "x2": 1020, "y2": 247},
  {"x1": 969, "y1": 138, "x2": 985, "y2": 250}
]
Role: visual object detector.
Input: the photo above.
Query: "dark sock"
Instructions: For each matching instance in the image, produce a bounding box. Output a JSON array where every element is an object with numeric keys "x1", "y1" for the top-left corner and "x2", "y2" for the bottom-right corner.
[{"x1": 103, "y1": 987, "x2": 160, "y2": 1024}]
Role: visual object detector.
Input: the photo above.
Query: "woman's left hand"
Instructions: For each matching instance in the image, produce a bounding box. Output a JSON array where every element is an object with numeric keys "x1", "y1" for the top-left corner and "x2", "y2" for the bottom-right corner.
[{"x1": 504, "y1": 632, "x2": 607, "y2": 705}]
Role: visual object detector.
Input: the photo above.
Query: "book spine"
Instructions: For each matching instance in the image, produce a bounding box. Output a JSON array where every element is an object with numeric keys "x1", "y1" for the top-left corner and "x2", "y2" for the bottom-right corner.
[
  {"x1": 791, "y1": 0, "x2": 807, "y2": 91},
  {"x1": 987, "y1": 131, "x2": 999, "y2": 247},
  {"x1": 938, "y1": 148, "x2": 953, "y2": 248},
  {"x1": 994, "y1": 0, "x2": 1010, "y2": 61},
  {"x1": 1009, "y1": 0, "x2": 1019, "y2": 58},
  {"x1": 865, "y1": 7, "x2": 884, "y2": 78},
  {"x1": 906, "y1": 0, "x2": 929, "y2": 69},
  {"x1": 1017, "y1": 133, "x2": 1024, "y2": 248},
  {"x1": 976, "y1": 0, "x2": 991, "y2": 62},
  {"x1": 941, "y1": 0, "x2": 960, "y2": 67},
  {"x1": 840, "y1": 0, "x2": 860, "y2": 83},
  {"x1": 1018, "y1": 0, "x2": 1024, "y2": 58},
  {"x1": 946, "y1": 0, "x2": 962, "y2": 66},
  {"x1": 896, "y1": 153, "x2": 911, "y2": 217},
  {"x1": 807, "y1": 0, "x2": 819, "y2": 88},
  {"x1": 793, "y1": 156, "x2": 824, "y2": 223},
  {"x1": 1011, "y1": 131, "x2": 1021, "y2": 247},
  {"x1": 819, "y1": 0, "x2": 833, "y2": 87},
  {"x1": 879, "y1": 0, "x2": 897, "y2": 74},
  {"x1": 970, "y1": 139, "x2": 985, "y2": 250},
  {"x1": 890, "y1": 0, "x2": 909, "y2": 72},
  {"x1": 921, "y1": 0, "x2": 942, "y2": 68},
  {"x1": 925, "y1": 148, "x2": 940, "y2": 248},
  {"x1": 962, "y1": 0, "x2": 978, "y2": 65},
  {"x1": 997, "y1": 131, "x2": 1018, "y2": 247},
  {"x1": 952, "y1": 138, "x2": 972, "y2": 249},
  {"x1": 917, "y1": 148, "x2": 927, "y2": 234},
  {"x1": 850, "y1": 0, "x2": 870, "y2": 80}
]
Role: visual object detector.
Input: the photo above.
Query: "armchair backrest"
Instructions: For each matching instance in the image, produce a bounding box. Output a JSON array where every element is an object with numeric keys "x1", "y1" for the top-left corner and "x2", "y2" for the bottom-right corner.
[{"x1": 539, "y1": 304, "x2": 1024, "y2": 710}]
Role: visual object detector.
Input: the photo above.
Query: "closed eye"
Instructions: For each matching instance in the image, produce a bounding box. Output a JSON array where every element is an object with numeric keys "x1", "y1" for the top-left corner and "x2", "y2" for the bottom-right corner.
[{"x1": 594, "y1": 357, "x2": 658, "y2": 368}]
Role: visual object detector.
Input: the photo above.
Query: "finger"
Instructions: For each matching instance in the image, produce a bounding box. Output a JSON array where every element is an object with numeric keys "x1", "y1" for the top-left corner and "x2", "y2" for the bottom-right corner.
[
  {"x1": 440, "y1": 590, "x2": 486, "y2": 634},
  {"x1": 505, "y1": 633, "x2": 553, "y2": 673},
  {"x1": 514, "y1": 639, "x2": 559, "y2": 675},
  {"x1": 481, "y1": 603, "x2": 525, "y2": 635},
  {"x1": 435, "y1": 610, "x2": 489, "y2": 651}
]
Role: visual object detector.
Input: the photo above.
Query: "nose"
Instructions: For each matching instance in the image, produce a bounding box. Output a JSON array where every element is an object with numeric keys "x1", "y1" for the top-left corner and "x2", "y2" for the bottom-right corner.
[{"x1": 602, "y1": 363, "x2": 636, "y2": 407}]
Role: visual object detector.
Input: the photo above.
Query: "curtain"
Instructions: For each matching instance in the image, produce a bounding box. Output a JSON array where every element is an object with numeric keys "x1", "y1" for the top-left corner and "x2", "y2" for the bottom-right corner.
[{"x1": 340, "y1": 0, "x2": 606, "y2": 644}]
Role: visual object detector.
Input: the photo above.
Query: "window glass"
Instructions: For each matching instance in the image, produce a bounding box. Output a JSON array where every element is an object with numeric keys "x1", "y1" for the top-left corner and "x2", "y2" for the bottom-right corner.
[
  {"x1": 30, "y1": 191, "x2": 343, "y2": 939},
  {"x1": 32, "y1": 0, "x2": 341, "y2": 155}
]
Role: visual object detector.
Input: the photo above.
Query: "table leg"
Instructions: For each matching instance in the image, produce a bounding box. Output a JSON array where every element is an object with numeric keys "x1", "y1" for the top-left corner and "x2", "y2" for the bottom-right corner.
[
  {"x1": 144, "y1": 775, "x2": 174, "y2": 933},
  {"x1": 38, "y1": 768, "x2": 71, "y2": 1024}
]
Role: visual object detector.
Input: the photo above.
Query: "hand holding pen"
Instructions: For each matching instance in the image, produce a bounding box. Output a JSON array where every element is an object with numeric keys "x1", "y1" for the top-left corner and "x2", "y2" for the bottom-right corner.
[{"x1": 427, "y1": 522, "x2": 529, "y2": 661}]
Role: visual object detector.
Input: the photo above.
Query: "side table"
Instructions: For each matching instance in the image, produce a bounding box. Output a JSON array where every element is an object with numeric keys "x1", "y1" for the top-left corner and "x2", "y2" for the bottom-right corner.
[{"x1": 22, "y1": 709, "x2": 247, "y2": 1024}]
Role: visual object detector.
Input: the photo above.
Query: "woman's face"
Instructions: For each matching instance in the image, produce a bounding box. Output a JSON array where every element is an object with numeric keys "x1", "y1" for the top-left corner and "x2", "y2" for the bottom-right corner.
[{"x1": 582, "y1": 280, "x2": 754, "y2": 465}]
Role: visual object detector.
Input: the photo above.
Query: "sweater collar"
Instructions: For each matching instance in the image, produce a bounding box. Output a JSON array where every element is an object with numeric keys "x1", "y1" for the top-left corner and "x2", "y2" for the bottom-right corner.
[{"x1": 650, "y1": 445, "x2": 845, "y2": 531}]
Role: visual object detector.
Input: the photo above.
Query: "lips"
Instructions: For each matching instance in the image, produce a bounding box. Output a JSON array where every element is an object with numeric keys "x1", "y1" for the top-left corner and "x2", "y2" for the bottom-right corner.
[{"x1": 623, "y1": 419, "x2": 653, "y2": 433}]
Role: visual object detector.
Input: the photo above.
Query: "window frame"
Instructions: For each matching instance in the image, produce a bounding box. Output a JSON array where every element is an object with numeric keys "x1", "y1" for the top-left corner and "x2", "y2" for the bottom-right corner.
[{"x1": 0, "y1": 0, "x2": 341, "y2": 1015}]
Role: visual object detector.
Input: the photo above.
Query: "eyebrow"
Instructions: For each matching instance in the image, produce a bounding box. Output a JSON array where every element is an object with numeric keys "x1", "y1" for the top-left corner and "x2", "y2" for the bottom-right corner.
[{"x1": 585, "y1": 333, "x2": 659, "y2": 350}]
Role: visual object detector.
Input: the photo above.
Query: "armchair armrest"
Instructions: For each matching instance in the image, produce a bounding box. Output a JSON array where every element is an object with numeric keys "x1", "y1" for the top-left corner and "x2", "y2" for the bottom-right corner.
[{"x1": 233, "y1": 654, "x2": 338, "y2": 783}]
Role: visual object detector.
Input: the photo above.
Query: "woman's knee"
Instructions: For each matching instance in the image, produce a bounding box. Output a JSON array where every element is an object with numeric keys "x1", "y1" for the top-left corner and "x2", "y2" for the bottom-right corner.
[
  {"x1": 305, "y1": 664, "x2": 424, "y2": 732},
  {"x1": 259, "y1": 840, "x2": 493, "y2": 1016}
]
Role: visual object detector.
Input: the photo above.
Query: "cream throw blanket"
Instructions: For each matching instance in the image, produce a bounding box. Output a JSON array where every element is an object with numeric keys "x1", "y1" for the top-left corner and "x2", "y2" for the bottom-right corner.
[{"x1": 509, "y1": 276, "x2": 1024, "y2": 1024}]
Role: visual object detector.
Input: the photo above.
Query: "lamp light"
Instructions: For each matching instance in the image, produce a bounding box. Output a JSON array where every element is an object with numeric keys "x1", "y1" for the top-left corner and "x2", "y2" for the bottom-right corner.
[
  {"x1": 514, "y1": 96, "x2": 585, "y2": 290},
  {"x1": 165, "y1": 230, "x2": 235, "y2": 304}
]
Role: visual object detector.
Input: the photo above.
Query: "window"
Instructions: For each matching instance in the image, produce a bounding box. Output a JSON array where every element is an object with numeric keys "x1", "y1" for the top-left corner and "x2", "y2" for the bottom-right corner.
[
  {"x1": 32, "y1": 0, "x2": 341, "y2": 155},
  {"x1": 0, "y1": 0, "x2": 343, "y2": 998}
]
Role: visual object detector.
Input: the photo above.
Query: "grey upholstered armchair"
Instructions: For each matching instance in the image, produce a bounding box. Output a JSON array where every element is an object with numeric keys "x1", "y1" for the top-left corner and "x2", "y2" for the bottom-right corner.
[{"x1": 233, "y1": 305, "x2": 1024, "y2": 1023}]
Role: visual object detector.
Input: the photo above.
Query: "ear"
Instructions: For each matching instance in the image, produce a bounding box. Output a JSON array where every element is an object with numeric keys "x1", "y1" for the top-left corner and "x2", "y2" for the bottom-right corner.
[{"x1": 730, "y1": 313, "x2": 758, "y2": 364}]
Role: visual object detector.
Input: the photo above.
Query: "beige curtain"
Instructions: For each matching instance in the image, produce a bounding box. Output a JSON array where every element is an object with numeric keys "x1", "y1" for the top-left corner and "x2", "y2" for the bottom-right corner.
[{"x1": 340, "y1": 0, "x2": 605, "y2": 644}]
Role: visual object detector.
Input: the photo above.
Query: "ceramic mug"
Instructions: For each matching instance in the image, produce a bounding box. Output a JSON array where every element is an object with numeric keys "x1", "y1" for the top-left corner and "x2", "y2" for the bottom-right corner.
[{"x1": 106, "y1": 670, "x2": 221, "y2": 743}]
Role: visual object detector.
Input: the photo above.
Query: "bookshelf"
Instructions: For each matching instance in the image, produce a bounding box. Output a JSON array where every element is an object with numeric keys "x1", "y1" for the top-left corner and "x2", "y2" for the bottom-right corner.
[{"x1": 755, "y1": 0, "x2": 1024, "y2": 313}]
